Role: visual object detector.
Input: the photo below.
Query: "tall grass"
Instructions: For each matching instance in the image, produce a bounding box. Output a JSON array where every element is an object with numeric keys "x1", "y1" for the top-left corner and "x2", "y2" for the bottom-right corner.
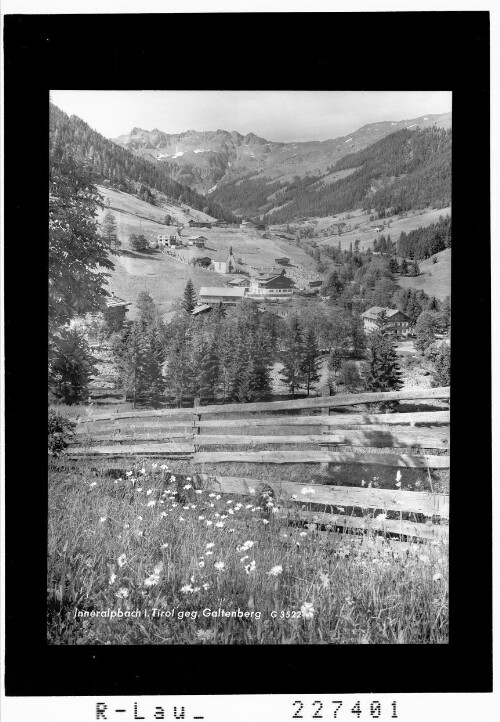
[{"x1": 48, "y1": 460, "x2": 448, "y2": 645}]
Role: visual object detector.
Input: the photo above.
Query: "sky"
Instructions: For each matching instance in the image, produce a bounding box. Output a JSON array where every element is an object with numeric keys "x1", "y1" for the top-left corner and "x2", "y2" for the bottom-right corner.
[{"x1": 50, "y1": 91, "x2": 452, "y2": 143}]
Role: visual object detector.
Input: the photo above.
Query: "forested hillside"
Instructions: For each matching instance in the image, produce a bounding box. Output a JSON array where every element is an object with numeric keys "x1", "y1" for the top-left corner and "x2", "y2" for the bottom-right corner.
[
  {"x1": 49, "y1": 104, "x2": 237, "y2": 223},
  {"x1": 397, "y1": 215, "x2": 451, "y2": 260},
  {"x1": 211, "y1": 126, "x2": 451, "y2": 222}
]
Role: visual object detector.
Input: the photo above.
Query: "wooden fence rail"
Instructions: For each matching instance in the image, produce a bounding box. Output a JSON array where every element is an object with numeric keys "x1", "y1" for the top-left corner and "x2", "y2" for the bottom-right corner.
[{"x1": 71, "y1": 387, "x2": 450, "y2": 540}]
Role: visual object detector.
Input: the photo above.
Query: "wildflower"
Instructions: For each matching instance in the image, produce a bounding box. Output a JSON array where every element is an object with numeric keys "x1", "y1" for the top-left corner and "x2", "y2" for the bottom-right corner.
[
  {"x1": 89, "y1": 482, "x2": 97, "y2": 488},
  {"x1": 206, "y1": 542, "x2": 215, "y2": 548},
  {"x1": 137, "y1": 515, "x2": 143, "y2": 521},
  {"x1": 198, "y1": 516, "x2": 205, "y2": 521},
  {"x1": 152, "y1": 463, "x2": 158, "y2": 469},
  {"x1": 206, "y1": 520, "x2": 213, "y2": 526},
  {"x1": 215, "y1": 495, "x2": 221, "y2": 500},
  {"x1": 190, "y1": 504, "x2": 196, "y2": 509},
  {"x1": 180, "y1": 584, "x2": 194, "y2": 593},
  {"x1": 300, "y1": 602, "x2": 315, "y2": 619},
  {"x1": 262, "y1": 519, "x2": 269, "y2": 525},
  {"x1": 117, "y1": 554, "x2": 127, "y2": 568},
  {"x1": 229, "y1": 529, "x2": 235, "y2": 533},
  {"x1": 205, "y1": 551, "x2": 213, "y2": 556},
  {"x1": 267, "y1": 565, "x2": 283, "y2": 576},
  {"x1": 220, "y1": 514, "x2": 227, "y2": 520},
  {"x1": 418, "y1": 555, "x2": 430, "y2": 564},
  {"x1": 146, "y1": 489, "x2": 153, "y2": 496},
  {"x1": 179, "y1": 517, "x2": 185, "y2": 522},
  {"x1": 202, "y1": 583, "x2": 210, "y2": 591},
  {"x1": 197, "y1": 629, "x2": 214, "y2": 641},
  {"x1": 210, "y1": 503, "x2": 215, "y2": 508},
  {"x1": 116, "y1": 587, "x2": 129, "y2": 599},
  {"x1": 246, "y1": 504, "x2": 253, "y2": 509},
  {"x1": 395, "y1": 481, "x2": 402, "y2": 488},
  {"x1": 100, "y1": 516, "x2": 107, "y2": 523},
  {"x1": 161, "y1": 512, "x2": 167, "y2": 518},
  {"x1": 291, "y1": 494, "x2": 298, "y2": 500},
  {"x1": 209, "y1": 493, "x2": 216, "y2": 498},
  {"x1": 301, "y1": 487, "x2": 315, "y2": 496},
  {"x1": 214, "y1": 561, "x2": 225, "y2": 571},
  {"x1": 144, "y1": 574, "x2": 160, "y2": 587},
  {"x1": 183, "y1": 484, "x2": 192, "y2": 490},
  {"x1": 228, "y1": 509, "x2": 234, "y2": 515},
  {"x1": 126, "y1": 471, "x2": 133, "y2": 477},
  {"x1": 396, "y1": 470, "x2": 402, "y2": 483},
  {"x1": 199, "y1": 561, "x2": 205, "y2": 568},
  {"x1": 244, "y1": 560, "x2": 256, "y2": 574},
  {"x1": 160, "y1": 464, "x2": 168, "y2": 470},
  {"x1": 140, "y1": 468, "x2": 146, "y2": 475},
  {"x1": 170, "y1": 475, "x2": 176, "y2": 482},
  {"x1": 272, "y1": 507, "x2": 279, "y2": 514},
  {"x1": 172, "y1": 503, "x2": 178, "y2": 508},
  {"x1": 183, "y1": 506, "x2": 190, "y2": 510},
  {"x1": 215, "y1": 522, "x2": 224, "y2": 528},
  {"x1": 300, "y1": 532, "x2": 307, "y2": 537},
  {"x1": 195, "y1": 489, "x2": 203, "y2": 495},
  {"x1": 433, "y1": 573, "x2": 442, "y2": 581},
  {"x1": 147, "y1": 500, "x2": 156, "y2": 507},
  {"x1": 319, "y1": 571, "x2": 330, "y2": 589},
  {"x1": 161, "y1": 543, "x2": 168, "y2": 549},
  {"x1": 137, "y1": 488, "x2": 143, "y2": 493},
  {"x1": 109, "y1": 573, "x2": 116, "y2": 585},
  {"x1": 240, "y1": 555, "x2": 249, "y2": 562},
  {"x1": 154, "y1": 562, "x2": 164, "y2": 575},
  {"x1": 226, "y1": 500, "x2": 233, "y2": 505},
  {"x1": 248, "y1": 487, "x2": 255, "y2": 494},
  {"x1": 237, "y1": 541, "x2": 255, "y2": 552}
]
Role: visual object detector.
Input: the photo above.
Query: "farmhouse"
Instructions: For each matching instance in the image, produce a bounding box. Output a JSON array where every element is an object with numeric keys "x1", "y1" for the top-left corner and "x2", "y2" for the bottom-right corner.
[
  {"x1": 227, "y1": 277, "x2": 251, "y2": 288},
  {"x1": 361, "y1": 306, "x2": 412, "y2": 338},
  {"x1": 157, "y1": 234, "x2": 179, "y2": 248},
  {"x1": 199, "y1": 287, "x2": 247, "y2": 306},
  {"x1": 211, "y1": 247, "x2": 237, "y2": 274},
  {"x1": 193, "y1": 256, "x2": 212, "y2": 268},
  {"x1": 188, "y1": 220, "x2": 212, "y2": 229},
  {"x1": 96, "y1": 294, "x2": 131, "y2": 332},
  {"x1": 248, "y1": 269, "x2": 295, "y2": 299},
  {"x1": 188, "y1": 235, "x2": 207, "y2": 248},
  {"x1": 275, "y1": 257, "x2": 291, "y2": 265}
]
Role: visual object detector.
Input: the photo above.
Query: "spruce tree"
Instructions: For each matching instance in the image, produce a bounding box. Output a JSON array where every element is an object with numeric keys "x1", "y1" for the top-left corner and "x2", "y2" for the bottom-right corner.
[
  {"x1": 102, "y1": 210, "x2": 118, "y2": 248},
  {"x1": 250, "y1": 326, "x2": 273, "y2": 400},
  {"x1": 183, "y1": 279, "x2": 197, "y2": 314},
  {"x1": 196, "y1": 339, "x2": 221, "y2": 402},
  {"x1": 366, "y1": 332, "x2": 403, "y2": 394},
  {"x1": 279, "y1": 317, "x2": 305, "y2": 397},
  {"x1": 350, "y1": 314, "x2": 367, "y2": 359},
  {"x1": 300, "y1": 329, "x2": 322, "y2": 396},
  {"x1": 231, "y1": 329, "x2": 256, "y2": 402}
]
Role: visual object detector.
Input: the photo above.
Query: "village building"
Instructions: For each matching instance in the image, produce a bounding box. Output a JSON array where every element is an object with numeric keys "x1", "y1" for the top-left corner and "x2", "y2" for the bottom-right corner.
[
  {"x1": 191, "y1": 303, "x2": 213, "y2": 316},
  {"x1": 247, "y1": 269, "x2": 295, "y2": 299},
  {"x1": 240, "y1": 220, "x2": 256, "y2": 230},
  {"x1": 188, "y1": 220, "x2": 212, "y2": 229},
  {"x1": 188, "y1": 235, "x2": 207, "y2": 248},
  {"x1": 227, "y1": 277, "x2": 250, "y2": 288},
  {"x1": 157, "y1": 234, "x2": 179, "y2": 248},
  {"x1": 192, "y1": 256, "x2": 212, "y2": 268},
  {"x1": 199, "y1": 287, "x2": 247, "y2": 306},
  {"x1": 361, "y1": 306, "x2": 412, "y2": 337},
  {"x1": 308, "y1": 280, "x2": 323, "y2": 288},
  {"x1": 275, "y1": 257, "x2": 291, "y2": 265},
  {"x1": 95, "y1": 294, "x2": 131, "y2": 332},
  {"x1": 211, "y1": 247, "x2": 237, "y2": 274}
]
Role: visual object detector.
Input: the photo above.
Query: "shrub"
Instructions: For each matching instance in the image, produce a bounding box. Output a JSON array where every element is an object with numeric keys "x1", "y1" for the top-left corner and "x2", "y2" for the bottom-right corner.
[{"x1": 48, "y1": 410, "x2": 76, "y2": 457}]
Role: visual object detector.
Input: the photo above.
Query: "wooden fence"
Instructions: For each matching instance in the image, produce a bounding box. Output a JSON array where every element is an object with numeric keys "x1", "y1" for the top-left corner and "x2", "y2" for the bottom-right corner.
[{"x1": 72, "y1": 386, "x2": 450, "y2": 541}]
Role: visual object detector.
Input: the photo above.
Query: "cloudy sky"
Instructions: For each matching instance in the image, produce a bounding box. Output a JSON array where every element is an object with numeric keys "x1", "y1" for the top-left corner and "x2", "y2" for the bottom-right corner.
[{"x1": 50, "y1": 90, "x2": 451, "y2": 143}]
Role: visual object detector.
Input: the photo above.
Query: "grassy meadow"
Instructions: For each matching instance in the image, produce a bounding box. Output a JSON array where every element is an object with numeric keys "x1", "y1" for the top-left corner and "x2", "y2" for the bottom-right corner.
[{"x1": 48, "y1": 457, "x2": 449, "y2": 645}]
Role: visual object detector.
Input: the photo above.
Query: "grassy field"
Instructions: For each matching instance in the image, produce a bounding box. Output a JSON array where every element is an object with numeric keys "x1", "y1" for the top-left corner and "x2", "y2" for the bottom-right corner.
[
  {"x1": 396, "y1": 248, "x2": 451, "y2": 301},
  {"x1": 47, "y1": 459, "x2": 449, "y2": 645},
  {"x1": 313, "y1": 206, "x2": 451, "y2": 252},
  {"x1": 97, "y1": 186, "x2": 319, "y2": 316}
]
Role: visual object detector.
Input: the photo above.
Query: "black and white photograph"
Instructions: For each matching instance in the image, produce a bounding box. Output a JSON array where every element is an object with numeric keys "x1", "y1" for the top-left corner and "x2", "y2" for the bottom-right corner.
[
  {"x1": 2, "y1": 8, "x2": 494, "y2": 712},
  {"x1": 47, "y1": 89, "x2": 452, "y2": 646}
]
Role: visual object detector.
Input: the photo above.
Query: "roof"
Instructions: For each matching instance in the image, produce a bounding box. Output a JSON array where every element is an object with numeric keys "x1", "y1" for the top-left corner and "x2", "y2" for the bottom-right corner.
[
  {"x1": 102, "y1": 295, "x2": 131, "y2": 309},
  {"x1": 192, "y1": 304, "x2": 213, "y2": 315},
  {"x1": 212, "y1": 249, "x2": 234, "y2": 262},
  {"x1": 275, "y1": 257, "x2": 290, "y2": 263},
  {"x1": 188, "y1": 235, "x2": 207, "y2": 240},
  {"x1": 361, "y1": 306, "x2": 408, "y2": 320},
  {"x1": 199, "y1": 287, "x2": 246, "y2": 298}
]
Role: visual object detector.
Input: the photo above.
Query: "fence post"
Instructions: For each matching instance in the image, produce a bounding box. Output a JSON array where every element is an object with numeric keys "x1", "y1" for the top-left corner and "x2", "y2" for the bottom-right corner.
[
  {"x1": 193, "y1": 397, "x2": 201, "y2": 456},
  {"x1": 320, "y1": 385, "x2": 331, "y2": 474}
]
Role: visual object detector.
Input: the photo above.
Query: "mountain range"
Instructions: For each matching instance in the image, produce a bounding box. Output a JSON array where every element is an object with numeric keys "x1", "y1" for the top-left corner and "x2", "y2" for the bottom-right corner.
[{"x1": 112, "y1": 112, "x2": 451, "y2": 196}]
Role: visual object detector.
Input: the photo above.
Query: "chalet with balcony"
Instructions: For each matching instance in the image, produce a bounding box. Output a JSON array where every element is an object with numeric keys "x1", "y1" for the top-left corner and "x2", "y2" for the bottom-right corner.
[
  {"x1": 361, "y1": 306, "x2": 412, "y2": 337},
  {"x1": 247, "y1": 268, "x2": 295, "y2": 300},
  {"x1": 199, "y1": 287, "x2": 247, "y2": 306}
]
